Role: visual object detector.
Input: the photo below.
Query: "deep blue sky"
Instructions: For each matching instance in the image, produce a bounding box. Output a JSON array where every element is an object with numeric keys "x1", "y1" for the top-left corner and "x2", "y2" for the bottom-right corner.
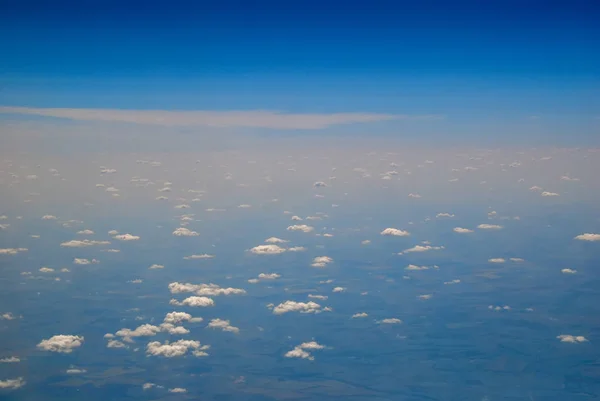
[{"x1": 0, "y1": 0, "x2": 598, "y2": 135}]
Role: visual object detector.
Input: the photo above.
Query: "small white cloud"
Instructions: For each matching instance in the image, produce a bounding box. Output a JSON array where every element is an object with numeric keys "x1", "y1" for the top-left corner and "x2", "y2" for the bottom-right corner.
[
  {"x1": 183, "y1": 254, "x2": 215, "y2": 260},
  {"x1": 291, "y1": 215, "x2": 303, "y2": 221},
  {"x1": 288, "y1": 246, "x2": 306, "y2": 252},
  {"x1": 332, "y1": 287, "x2": 346, "y2": 293},
  {"x1": 169, "y1": 388, "x2": 187, "y2": 393},
  {"x1": 37, "y1": 335, "x2": 84, "y2": 353},
  {"x1": 541, "y1": 191, "x2": 559, "y2": 197},
  {"x1": 146, "y1": 339, "x2": 206, "y2": 357},
  {"x1": 265, "y1": 237, "x2": 288, "y2": 244},
  {"x1": 0, "y1": 377, "x2": 25, "y2": 389},
  {"x1": 401, "y1": 245, "x2": 443, "y2": 254},
  {"x1": 0, "y1": 357, "x2": 20, "y2": 363},
  {"x1": 207, "y1": 318, "x2": 240, "y2": 334},
  {"x1": 444, "y1": 279, "x2": 461, "y2": 285},
  {"x1": 311, "y1": 256, "x2": 333, "y2": 267},
  {"x1": 361, "y1": 240, "x2": 371, "y2": 245},
  {"x1": 529, "y1": 185, "x2": 543, "y2": 191},
  {"x1": 257, "y1": 273, "x2": 281, "y2": 280},
  {"x1": 42, "y1": 215, "x2": 57, "y2": 220},
  {"x1": 380, "y1": 228, "x2": 410, "y2": 237},
  {"x1": 39, "y1": 267, "x2": 54, "y2": 273},
  {"x1": 453, "y1": 227, "x2": 473, "y2": 233},
  {"x1": 284, "y1": 341, "x2": 326, "y2": 360},
  {"x1": 74, "y1": 258, "x2": 99, "y2": 265},
  {"x1": 250, "y1": 244, "x2": 286, "y2": 255},
  {"x1": 557, "y1": 334, "x2": 588, "y2": 343},
  {"x1": 0, "y1": 248, "x2": 28, "y2": 255},
  {"x1": 1, "y1": 312, "x2": 18, "y2": 320},
  {"x1": 60, "y1": 239, "x2": 110, "y2": 247},
  {"x1": 113, "y1": 233, "x2": 140, "y2": 241},
  {"x1": 436, "y1": 213, "x2": 455, "y2": 218},
  {"x1": 313, "y1": 181, "x2": 328, "y2": 187},
  {"x1": 574, "y1": 233, "x2": 600, "y2": 242},
  {"x1": 488, "y1": 258, "x2": 505, "y2": 263},
  {"x1": 272, "y1": 301, "x2": 323, "y2": 315},
  {"x1": 560, "y1": 175, "x2": 580, "y2": 181},
  {"x1": 488, "y1": 305, "x2": 511, "y2": 311},
  {"x1": 170, "y1": 296, "x2": 215, "y2": 307},
  {"x1": 168, "y1": 282, "x2": 246, "y2": 296},
  {"x1": 149, "y1": 264, "x2": 164, "y2": 269},
  {"x1": 510, "y1": 258, "x2": 525, "y2": 262},
  {"x1": 408, "y1": 193, "x2": 421, "y2": 198},
  {"x1": 308, "y1": 294, "x2": 328, "y2": 300},
  {"x1": 561, "y1": 268, "x2": 577, "y2": 274},
  {"x1": 287, "y1": 224, "x2": 314, "y2": 233},
  {"x1": 107, "y1": 339, "x2": 127, "y2": 348},
  {"x1": 352, "y1": 312, "x2": 368, "y2": 318},
  {"x1": 418, "y1": 294, "x2": 433, "y2": 300},
  {"x1": 66, "y1": 368, "x2": 87, "y2": 374},
  {"x1": 172, "y1": 227, "x2": 199, "y2": 237},
  {"x1": 379, "y1": 318, "x2": 402, "y2": 324},
  {"x1": 477, "y1": 224, "x2": 503, "y2": 230},
  {"x1": 404, "y1": 264, "x2": 431, "y2": 271},
  {"x1": 76, "y1": 229, "x2": 95, "y2": 235}
]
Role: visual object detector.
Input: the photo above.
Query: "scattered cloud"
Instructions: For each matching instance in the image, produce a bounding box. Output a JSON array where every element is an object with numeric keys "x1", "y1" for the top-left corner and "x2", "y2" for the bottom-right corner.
[
  {"x1": 287, "y1": 224, "x2": 314, "y2": 233},
  {"x1": 172, "y1": 227, "x2": 199, "y2": 237},
  {"x1": 557, "y1": 334, "x2": 588, "y2": 343},
  {"x1": 311, "y1": 256, "x2": 333, "y2": 267},
  {"x1": 541, "y1": 191, "x2": 559, "y2": 197},
  {"x1": 265, "y1": 237, "x2": 288, "y2": 244},
  {"x1": 0, "y1": 357, "x2": 20, "y2": 363},
  {"x1": 0, "y1": 248, "x2": 28, "y2": 255},
  {"x1": 250, "y1": 244, "x2": 286, "y2": 255},
  {"x1": 113, "y1": 233, "x2": 140, "y2": 241},
  {"x1": 37, "y1": 335, "x2": 84, "y2": 353},
  {"x1": 74, "y1": 258, "x2": 99, "y2": 265},
  {"x1": 453, "y1": 227, "x2": 473, "y2": 233},
  {"x1": 170, "y1": 296, "x2": 215, "y2": 307},
  {"x1": 149, "y1": 264, "x2": 164, "y2": 269},
  {"x1": 574, "y1": 233, "x2": 600, "y2": 242},
  {"x1": 561, "y1": 268, "x2": 577, "y2": 274},
  {"x1": 400, "y1": 245, "x2": 444, "y2": 254},
  {"x1": 184, "y1": 254, "x2": 215, "y2": 260},
  {"x1": 207, "y1": 318, "x2": 240, "y2": 334},
  {"x1": 60, "y1": 239, "x2": 110, "y2": 247},
  {"x1": 379, "y1": 318, "x2": 402, "y2": 324},
  {"x1": 380, "y1": 228, "x2": 410, "y2": 237},
  {"x1": 0, "y1": 377, "x2": 25, "y2": 389},
  {"x1": 284, "y1": 341, "x2": 326, "y2": 360},
  {"x1": 272, "y1": 301, "x2": 323, "y2": 315},
  {"x1": 352, "y1": 312, "x2": 368, "y2": 318},
  {"x1": 146, "y1": 339, "x2": 208, "y2": 357},
  {"x1": 168, "y1": 282, "x2": 246, "y2": 296},
  {"x1": 488, "y1": 258, "x2": 505, "y2": 263},
  {"x1": 477, "y1": 224, "x2": 503, "y2": 230}
]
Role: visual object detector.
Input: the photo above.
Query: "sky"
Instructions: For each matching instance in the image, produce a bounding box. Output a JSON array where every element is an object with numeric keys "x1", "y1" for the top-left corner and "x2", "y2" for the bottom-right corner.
[{"x1": 1, "y1": 2, "x2": 600, "y2": 401}]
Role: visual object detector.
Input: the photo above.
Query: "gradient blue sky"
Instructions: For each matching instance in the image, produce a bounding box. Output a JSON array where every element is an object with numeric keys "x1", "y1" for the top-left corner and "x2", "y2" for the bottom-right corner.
[{"x1": 1, "y1": 0, "x2": 599, "y2": 144}]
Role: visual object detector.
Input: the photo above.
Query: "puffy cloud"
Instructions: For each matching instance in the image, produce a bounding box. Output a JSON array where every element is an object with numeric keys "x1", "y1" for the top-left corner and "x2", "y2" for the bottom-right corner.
[
  {"x1": 557, "y1": 334, "x2": 588, "y2": 343},
  {"x1": 149, "y1": 264, "x2": 164, "y2": 269},
  {"x1": 380, "y1": 228, "x2": 410, "y2": 237},
  {"x1": 107, "y1": 339, "x2": 127, "y2": 348},
  {"x1": 352, "y1": 312, "x2": 368, "y2": 318},
  {"x1": 288, "y1": 246, "x2": 306, "y2": 252},
  {"x1": 311, "y1": 256, "x2": 333, "y2": 267},
  {"x1": 169, "y1": 388, "x2": 187, "y2": 393},
  {"x1": 42, "y1": 215, "x2": 57, "y2": 220},
  {"x1": 332, "y1": 287, "x2": 346, "y2": 293},
  {"x1": 77, "y1": 229, "x2": 94, "y2": 235},
  {"x1": 287, "y1": 225, "x2": 314, "y2": 233},
  {"x1": 400, "y1": 245, "x2": 444, "y2": 254},
  {"x1": 108, "y1": 230, "x2": 119, "y2": 235},
  {"x1": 0, "y1": 357, "x2": 20, "y2": 363},
  {"x1": 541, "y1": 191, "x2": 559, "y2": 197},
  {"x1": 574, "y1": 233, "x2": 600, "y2": 242},
  {"x1": 184, "y1": 254, "x2": 215, "y2": 260},
  {"x1": 74, "y1": 258, "x2": 99, "y2": 265},
  {"x1": 207, "y1": 318, "x2": 240, "y2": 334},
  {"x1": 488, "y1": 258, "x2": 505, "y2": 263},
  {"x1": 529, "y1": 185, "x2": 543, "y2": 191},
  {"x1": 37, "y1": 335, "x2": 84, "y2": 353},
  {"x1": 1, "y1": 312, "x2": 17, "y2": 320},
  {"x1": 284, "y1": 341, "x2": 326, "y2": 360},
  {"x1": 172, "y1": 227, "x2": 199, "y2": 237},
  {"x1": 379, "y1": 318, "x2": 402, "y2": 324},
  {"x1": 561, "y1": 268, "x2": 577, "y2": 274},
  {"x1": 113, "y1": 233, "x2": 140, "y2": 241},
  {"x1": 250, "y1": 244, "x2": 286, "y2": 255},
  {"x1": 0, "y1": 377, "x2": 25, "y2": 389},
  {"x1": 273, "y1": 301, "x2": 323, "y2": 315},
  {"x1": 159, "y1": 323, "x2": 190, "y2": 335},
  {"x1": 291, "y1": 215, "x2": 303, "y2": 221},
  {"x1": 453, "y1": 227, "x2": 473, "y2": 233},
  {"x1": 170, "y1": 296, "x2": 215, "y2": 307},
  {"x1": 146, "y1": 339, "x2": 207, "y2": 357},
  {"x1": 168, "y1": 282, "x2": 246, "y2": 296},
  {"x1": 0, "y1": 248, "x2": 28, "y2": 255},
  {"x1": 60, "y1": 239, "x2": 110, "y2": 247},
  {"x1": 477, "y1": 224, "x2": 503, "y2": 230},
  {"x1": 361, "y1": 240, "x2": 371, "y2": 245},
  {"x1": 163, "y1": 312, "x2": 199, "y2": 324},
  {"x1": 115, "y1": 324, "x2": 162, "y2": 341},
  {"x1": 39, "y1": 267, "x2": 54, "y2": 273},
  {"x1": 265, "y1": 237, "x2": 288, "y2": 244}
]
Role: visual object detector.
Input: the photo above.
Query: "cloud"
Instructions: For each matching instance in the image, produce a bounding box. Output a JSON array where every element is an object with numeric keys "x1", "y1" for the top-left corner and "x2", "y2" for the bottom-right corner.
[
  {"x1": 272, "y1": 301, "x2": 323, "y2": 315},
  {"x1": 332, "y1": 287, "x2": 346, "y2": 293},
  {"x1": 0, "y1": 106, "x2": 431, "y2": 130},
  {"x1": 0, "y1": 377, "x2": 25, "y2": 389},
  {"x1": 146, "y1": 339, "x2": 207, "y2": 357},
  {"x1": 287, "y1": 225, "x2": 314, "y2": 233},
  {"x1": 541, "y1": 191, "x2": 559, "y2": 197},
  {"x1": 0, "y1": 248, "x2": 28, "y2": 255},
  {"x1": 107, "y1": 339, "x2": 127, "y2": 348},
  {"x1": 352, "y1": 312, "x2": 368, "y2": 318},
  {"x1": 265, "y1": 237, "x2": 288, "y2": 244},
  {"x1": 250, "y1": 244, "x2": 286, "y2": 255},
  {"x1": 37, "y1": 335, "x2": 84, "y2": 353},
  {"x1": 39, "y1": 267, "x2": 54, "y2": 273},
  {"x1": 288, "y1": 246, "x2": 306, "y2": 252},
  {"x1": 207, "y1": 318, "x2": 240, "y2": 334},
  {"x1": 488, "y1": 305, "x2": 511, "y2": 311},
  {"x1": 169, "y1": 388, "x2": 187, "y2": 393},
  {"x1": 557, "y1": 334, "x2": 588, "y2": 343},
  {"x1": 168, "y1": 282, "x2": 246, "y2": 296},
  {"x1": 170, "y1": 296, "x2": 215, "y2": 307},
  {"x1": 477, "y1": 224, "x2": 503, "y2": 230},
  {"x1": 444, "y1": 279, "x2": 461, "y2": 285},
  {"x1": 60, "y1": 239, "x2": 110, "y2": 247},
  {"x1": 1, "y1": 312, "x2": 18, "y2": 320},
  {"x1": 380, "y1": 228, "x2": 410, "y2": 237},
  {"x1": 379, "y1": 318, "x2": 403, "y2": 324},
  {"x1": 308, "y1": 294, "x2": 328, "y2": 300},
  {"x1": 436, "y1": 213, "x2": 455, "y2": 218},
  {"x1": 172, "y1": 227, "x2": 199, "y2": 237},
  {"x1": 453, "y1": 227, "x2": 473, "y2": 233},
  {"x1": 149, "y1": 264, "x2": 164, "y2": 269},
  {"x1": 574, "y1": 233, "x2": 600, "y2": 242},
  {"x1": 42, "y1": 215, "x2": 57, "y2": 220},
  {"x1": 74, "y1": 258, "x2": 99, "y2": 265},
  {"x1": 488, "y1": 258, "x2": 505, "y2": 263},
  {"x1": 66, "y1": 368, "x2": 87, "y2": 374},
  {"x1": 561, "y1": 268, "x2": 577, "y2": 274},
  {"x1": 0, "y1": 357, "x2": 20, "y2": 363},
  {"x1": 163, "y1": 311, "x2": 202, "y2": 324},
  {"x1": 311, "y1": 256, "x2": 333, "y2": 267},
  {"x1": 284, "y1": 341, "x2": 326, "y2": 360},
  {"x1": 76, "y1": 229, "x2": 94, "y2": 235},
  {"x1": 115, "y1": 324, "x2": 162, "y2": 341},
  {"x1": 183, "y1": 254, "x2": 215, "y2": 260},
  {"x1": 113, "y1": 233, "x2": 140, "y2": 241},
  {"x1": 400, "y1": 245, "x2": 443, "y2": 254}
]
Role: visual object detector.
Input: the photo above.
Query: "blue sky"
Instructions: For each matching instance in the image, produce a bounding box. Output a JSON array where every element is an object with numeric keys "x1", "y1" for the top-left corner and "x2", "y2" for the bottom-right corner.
[{"x1": 0, "y1": 0, "x2": 599, "y2": 144}]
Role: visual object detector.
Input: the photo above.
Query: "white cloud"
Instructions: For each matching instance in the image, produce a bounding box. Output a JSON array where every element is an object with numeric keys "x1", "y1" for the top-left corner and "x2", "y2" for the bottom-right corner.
[
  {"x1": 418, "y1": 294, "x2": 433, "y2": 300},
  {"x1": 380, "y1": 228, "x2": 410, "y2": 237},
  {"x1": 163, "y1": 312, "x2": 201, "y2": 324},
  {"x1": 308, "y1": 294, "x2": 328, "y2": 300},
  {"x1": 39, "y1": 267, "x2": 54, "y2": 273},
  {"x1": 400, "y1": 245, "x2": 443, "y2": 254},
  {"x1": 284, "y1": 341, "x2": 326, "y2": 360},
  {"x1": 488, "y1": 305, "x2": 511, "y2": 311},
  {"x1": 561, "y1": 268, "x2": 577, "y2": 274},
  {"x1": 168, "y1": 282, "x2": 246, "y2": 296},
  {"x1": 311, "y1": 256, "x2": 333, "y2": 267},
  {"x1": 159, "y1": 323, "x2": 190, "y2": 335},
  {"x1": 146, "y1": 339, "x2": 206, "y2": 357},
  {"x1": 265, "y1": 237, "x2": 288, "y2": 244},
  {"x1": 287, "y1": 224, "x2": 314, "y2": 233},
  {"x1": 408, "y1": 193, "x2": 421, "y2": 198},
  {"x1": 0, "y1": 248, "x2": 28, "y2": 255},
  {"x1": 453, "y1": 227, "x2": 473, "y2": 233},
  {"x1": 510, "y1": 258, "x2": 525, "y2": 262},
  {"x1": 1, "y1": 312, "x2": 17, "y2": 320},
  {"x1": 169, "y1": 388, "x2": 187, "y2": 393},
  {"x1": 149, "y1": 264, "x2": 164, "y2": 269},
  {"x1": 37, "y1": 335, "x2": 84, "y2": 353},
  {"x1": 436, "y1": 213, "x2": 455, "y2": 218},
  {"x1": 116, "y1": 324, "x2": 162, "y2": 341},
  {"x1": 405, "y1": 264, "x2": 431, "y2": 271},
  {"x1": 557, "y1": 334, "x2": 588, "y2": 343},
  {"x1": 107, "y1": 339, "x2": 127, "y2": 348},
  {"x1": 488, "y1": 258, "x2": 505, "y2": 263},
  {"x1": 250, "y1": 244, "x2": 286, "y2": 255},
  {"x1": 352, "y1": 312, "x2": 368, "y2": 318},
  {"x1": 60, "y1": 239, "x2": 110, "y2": 247},
  {"x1": 0, "y1": 106, "x2": 419, "y2": 129},
  {"x1": 170, "y1": 296, "x2": 215, "y2": 307},
  {"x1": 183, "y1": 254, "x2": 215, "y2": 260},
  {"x1": 113, "y1": 233, "x2": 140, "y2": 241},
  {"x1": 0, "y1": 357, "x2": 20, "y2": 363},
  {"x1": 291, "y1": 215, "x2": 303, "y2": 221},
  {"x1": 0, "y1": 377, "x2": 25, "y2": 389},
  {"x1": 380, "y1": 318, "x2": 403, "y2": 324},
  {"x1": 477, "y1": 224, "x2": 503, "y2": 230},
  {"x1": 207, "y1": 318, "x2": 240, "y2": 334},
  {"x1": 332, "y1": 287, "x2": 346, "y2": 293},
  {"x1": 66, "y1": 368, "x2": 87, "y2": 374},
  {"x1": 444, "y1": 279, "x2": 461, "y2": 285},
  {"x1": 77, "y1": 229, "x2": 94, "y2": 235},
  {"x1": 74, "y1": 258, "x2": 99, "y2": 265},
  {"x1": 273, "y1": 301, "x2": 323, "y2": 315},
  {"x1": 42, "y1": 215, "x2": 57, "y2": 220},
  {"x1": 108, "y1": 230, "x2": 119, "y2": 235},
  {"x1": 288, "y1": 246, "x2": 306, "y2": 252},
  {"x1": 574, "y1": 233, "x2": 600, "y2": 242},
  {"x1": 541, "y1": 191, "x2": 559, "y2": 197},
  {"x1": 172, "y1": 227, "x2": 199, "y2": 237}
]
